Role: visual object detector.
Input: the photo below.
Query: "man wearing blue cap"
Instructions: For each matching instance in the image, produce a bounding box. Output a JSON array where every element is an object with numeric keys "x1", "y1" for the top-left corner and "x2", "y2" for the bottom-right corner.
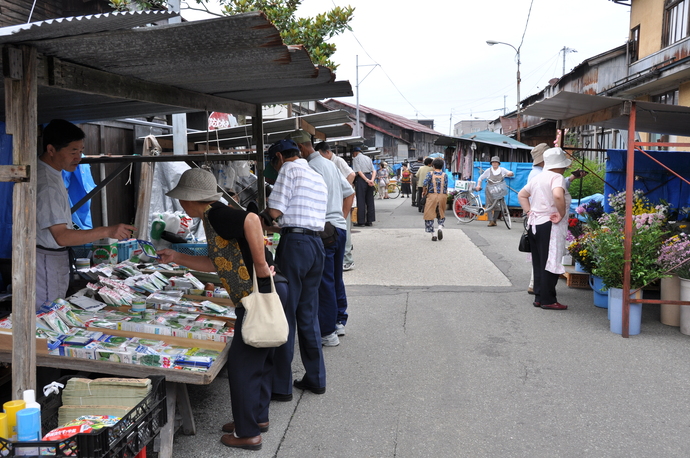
[
  {"x1": 351, "y1": 147, "x2": 376, "y2": 226},
  {"x1": 262, "y1": 138, "x2": 329, "y2": 400}
]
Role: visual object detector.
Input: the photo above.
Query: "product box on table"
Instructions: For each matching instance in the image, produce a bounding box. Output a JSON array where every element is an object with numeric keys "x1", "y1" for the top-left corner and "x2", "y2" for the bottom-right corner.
[{"x1": 0, "y1": 375, "x2": 166, "y2": 458}]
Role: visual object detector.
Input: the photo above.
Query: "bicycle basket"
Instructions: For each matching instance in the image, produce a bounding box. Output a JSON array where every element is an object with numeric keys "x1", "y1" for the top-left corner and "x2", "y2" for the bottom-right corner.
[{"x1": 488, "y1": 181, "x2": 508, "y2": 199}]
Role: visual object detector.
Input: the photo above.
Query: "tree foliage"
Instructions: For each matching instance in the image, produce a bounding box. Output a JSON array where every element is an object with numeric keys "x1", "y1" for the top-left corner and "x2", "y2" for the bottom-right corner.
[{"x1": 111, "y1": 0, "x2": 354, "y2": 70}]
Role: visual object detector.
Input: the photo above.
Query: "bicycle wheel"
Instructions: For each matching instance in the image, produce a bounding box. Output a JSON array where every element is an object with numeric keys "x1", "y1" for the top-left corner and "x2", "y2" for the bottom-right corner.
[
  {"x1": 388, "y1": 182, "x2": 400, "y2": 198},
  {"x1": 501, "y1": 198, "x2": 512, "y2": 229},
  {"x1": 453, "y1": 192, "x2": 479, "y2": 223}
]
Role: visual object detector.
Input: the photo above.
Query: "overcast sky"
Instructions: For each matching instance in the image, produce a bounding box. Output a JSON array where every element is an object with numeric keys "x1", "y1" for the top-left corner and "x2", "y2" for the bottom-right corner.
[{"x1": 184, "y1": 0, "x2": 631, "y2": 137}]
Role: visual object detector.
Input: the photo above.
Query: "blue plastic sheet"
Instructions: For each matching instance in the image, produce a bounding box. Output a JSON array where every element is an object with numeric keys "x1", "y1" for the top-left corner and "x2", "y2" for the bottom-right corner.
[
  {"x1": 0, "y1": 123, "x2": 13, "y2": 258},
  {"x1": 472, "y1": 161, "x2": 533, "y2": 208},
  {"x1": 63, "y1": 161, "x2": 96, "y2": 229},
  {"x1": 605, "y1": 149, "x2": 690, "y2": 214}
]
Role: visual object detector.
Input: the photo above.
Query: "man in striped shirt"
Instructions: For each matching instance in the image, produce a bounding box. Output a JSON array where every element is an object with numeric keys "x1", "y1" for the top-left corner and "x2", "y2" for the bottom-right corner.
[
  {"x1": 409, "y1": 156, "x2": 424, "y2": 206},
  {"x1": 264, "y1": 139, "x2": 329, "y2": 399}
]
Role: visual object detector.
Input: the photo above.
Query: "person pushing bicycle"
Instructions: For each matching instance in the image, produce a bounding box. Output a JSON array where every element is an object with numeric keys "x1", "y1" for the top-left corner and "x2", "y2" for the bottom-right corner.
[{"x1": 475, "y1": 156, "x2": 514, "y2": 227}]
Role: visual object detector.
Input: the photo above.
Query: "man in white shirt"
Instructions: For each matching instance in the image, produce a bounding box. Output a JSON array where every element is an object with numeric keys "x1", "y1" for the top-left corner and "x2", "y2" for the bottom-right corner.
[
  {"x1": 351, "y1": 147, "x2": 376, "y2": 226},
  {"x1": 35, "y1": 119, "x2": 135, "y2": 310},
  {"x1": 265, "y1": 138, "x2": 329, "y2": 399}
]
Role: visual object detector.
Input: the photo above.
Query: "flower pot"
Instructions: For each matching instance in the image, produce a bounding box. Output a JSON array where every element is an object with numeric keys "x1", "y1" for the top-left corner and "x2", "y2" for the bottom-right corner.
[
  {"x1": 574, "y1": 261, "x2": 586, "y2": 273},
  {"x1": 660, "y1": 275, "x2": 681, "y2": 327},
  {"x1": 608, "y1": 287, "x2": 643, "y2": 336},
  {"x1": 589, "y1": 275, "x2": 608, "y2": 309},
  {"x1": 679, "y1": 278, "x2": 690, "y2": 335}
]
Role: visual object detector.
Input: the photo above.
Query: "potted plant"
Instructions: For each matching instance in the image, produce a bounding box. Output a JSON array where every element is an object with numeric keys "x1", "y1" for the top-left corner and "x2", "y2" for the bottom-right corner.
[
  {"x1": 658, "y1": 233, "x2": 690, "y2": 332},
  {"x1": 447, "y1": 189, "x2": 459, "y2": 209},
  {"x1": 590, "y1": 210, "x2": 668, "y2": 335}
]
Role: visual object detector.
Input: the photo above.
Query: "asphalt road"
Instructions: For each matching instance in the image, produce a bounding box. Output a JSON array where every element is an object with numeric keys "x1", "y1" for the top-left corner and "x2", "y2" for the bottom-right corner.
[{"x1": 172, "y1": 197, "x2": 689, "y2": 458}]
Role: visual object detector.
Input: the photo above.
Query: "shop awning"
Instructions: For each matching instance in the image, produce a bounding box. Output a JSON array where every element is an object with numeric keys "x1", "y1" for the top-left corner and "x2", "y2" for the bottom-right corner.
[
  {"x1": 0, "y1": 11, "x2": 353, "y2": 124},
  {"x1": 521, "y1": 91, "x2": 690, "y2": 137}
]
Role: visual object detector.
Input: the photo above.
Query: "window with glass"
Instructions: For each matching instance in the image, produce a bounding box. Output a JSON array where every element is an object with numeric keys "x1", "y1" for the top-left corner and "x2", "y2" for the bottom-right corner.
[
  {"x1": 664, "y1": 0, "x2": 690, "y2": 47},
  {"x1": 630, "y1": 26, "x2": 640, "y2": 63}
]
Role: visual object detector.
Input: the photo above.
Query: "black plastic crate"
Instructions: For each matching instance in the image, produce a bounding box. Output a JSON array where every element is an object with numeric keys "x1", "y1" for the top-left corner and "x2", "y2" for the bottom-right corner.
[{"x1": 0, "y1": 375, "x2": 166, "y2": 457}]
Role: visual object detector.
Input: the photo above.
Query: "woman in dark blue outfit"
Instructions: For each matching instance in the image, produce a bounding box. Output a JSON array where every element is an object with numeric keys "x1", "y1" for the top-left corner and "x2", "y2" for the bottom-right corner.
[{"x1": 159, "y1": 168, "x2": 288, "y2": 451}]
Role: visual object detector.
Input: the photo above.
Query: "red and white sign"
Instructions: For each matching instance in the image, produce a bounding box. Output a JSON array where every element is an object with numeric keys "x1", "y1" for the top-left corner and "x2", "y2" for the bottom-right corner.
[{"x1": 208, "y1": 112, "x2": 235, "y2": 130}]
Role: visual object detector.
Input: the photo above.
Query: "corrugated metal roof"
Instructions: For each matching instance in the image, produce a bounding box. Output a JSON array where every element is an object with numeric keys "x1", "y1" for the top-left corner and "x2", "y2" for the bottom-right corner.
[
  {"x1": 435, "y1": 131, "x2": 532, "y2": 150},
  {"x1": 326, "y1": 99, "x2": 444, "y2": 136},
  {"x1": 522, "y1": 91, "x2": 690, "y2": 137},
  {"x1": 0, "y1": 11, "x2": 178, "y2": 42},
  {"x1": 0, "y1": 11, "x2": 353, "y2": 123}
]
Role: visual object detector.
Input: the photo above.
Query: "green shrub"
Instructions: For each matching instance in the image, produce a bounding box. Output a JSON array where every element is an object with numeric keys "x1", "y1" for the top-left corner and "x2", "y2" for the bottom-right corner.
[{"x1": 566, "y1": 157, "x2": 605, "y2": 199}]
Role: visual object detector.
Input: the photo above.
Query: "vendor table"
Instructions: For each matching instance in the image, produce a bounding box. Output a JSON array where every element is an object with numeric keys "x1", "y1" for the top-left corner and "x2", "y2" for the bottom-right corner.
[{"x1": 0, "y1": 332, "x2": 230, "y2": 458}]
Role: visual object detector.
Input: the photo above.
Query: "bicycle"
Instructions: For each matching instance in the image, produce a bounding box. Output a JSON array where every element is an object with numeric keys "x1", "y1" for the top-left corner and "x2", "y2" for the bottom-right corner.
[{"x1": 452, "y1": 180, "x2": 512, "y2": 229}]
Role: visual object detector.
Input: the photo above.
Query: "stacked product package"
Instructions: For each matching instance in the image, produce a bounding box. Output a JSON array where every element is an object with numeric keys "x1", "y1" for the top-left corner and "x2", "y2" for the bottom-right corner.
[{"x1": 0, "y1": 261, "x2": 234, "y2": 372}]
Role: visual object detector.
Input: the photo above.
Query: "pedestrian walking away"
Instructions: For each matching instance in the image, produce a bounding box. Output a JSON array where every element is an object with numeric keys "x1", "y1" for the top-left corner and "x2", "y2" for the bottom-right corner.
[{"x1": 422, "y1": 158, "x2": 448, "y2": 241}]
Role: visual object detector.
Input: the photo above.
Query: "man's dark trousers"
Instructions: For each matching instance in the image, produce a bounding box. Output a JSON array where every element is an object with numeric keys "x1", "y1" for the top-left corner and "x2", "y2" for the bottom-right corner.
[
  {"x1": 318, "y1": 227, "x2": 347, "y2": 334},
  {"x1": 355, "y1": 174, "x2": 375, "y2": 224},
  {"x1": 272, "y1": 232, "x2": 326, "y2": 392}
]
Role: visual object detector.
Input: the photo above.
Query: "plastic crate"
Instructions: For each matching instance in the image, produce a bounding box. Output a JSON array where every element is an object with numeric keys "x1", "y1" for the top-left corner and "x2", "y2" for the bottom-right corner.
[
  {"x1": 565, "y1": 271, "x2": 591, "y2": 289},
  {"x1": 71, "y1": 244, "x2": 93, "y2": 259},
  {"x1": 171, "y1": 243, "x2": 208, "y2": 256},
  {"x1": 0, "y1": 375, "x2": 166, "y2": 458}
]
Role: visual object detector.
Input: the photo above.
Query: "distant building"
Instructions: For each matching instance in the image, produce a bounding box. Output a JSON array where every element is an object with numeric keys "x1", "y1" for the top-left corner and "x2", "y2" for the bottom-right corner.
[
  {"x1": 453, "y1": 120, "x2": 491, "y2": 137},
  {"x1": 320, "y1": 99, "x2": 444, "y2": 161}
]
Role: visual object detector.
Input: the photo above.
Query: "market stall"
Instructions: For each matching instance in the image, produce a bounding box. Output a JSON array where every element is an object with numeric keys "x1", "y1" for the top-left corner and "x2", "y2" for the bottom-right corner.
[
  {"x1": 522, "y1": 91, "x2": 690, "y2": 337},
  {"x1": 0, "y1": 10, "x2": 352, "y2": 456}
]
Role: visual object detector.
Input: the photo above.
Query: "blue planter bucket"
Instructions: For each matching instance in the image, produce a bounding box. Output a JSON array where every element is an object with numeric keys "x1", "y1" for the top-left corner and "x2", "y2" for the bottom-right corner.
[
  {"x1": 574, "y1": 261, "x2": 586, "y2": 273},
  {"x1": 609, "y1": 287, "x2": 643, "y2": 335},
  {"x1": 589, "y1": 275, "x2": 608, "y2": 309}
]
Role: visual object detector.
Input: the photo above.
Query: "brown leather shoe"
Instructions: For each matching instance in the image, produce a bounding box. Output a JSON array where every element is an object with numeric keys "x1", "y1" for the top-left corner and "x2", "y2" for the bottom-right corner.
[
  {"x1": 222, "y1": 421, "x2": 269, "y2": 433},
  {"x1": 487, "y1": 221, "x2": 497, "y2": 227},
  {"x1": 221, "y1": 433, "x2": 262, "y2": 450},
  {"x1": 541, "y1": 302, "x2": 568, "y2": 310}
]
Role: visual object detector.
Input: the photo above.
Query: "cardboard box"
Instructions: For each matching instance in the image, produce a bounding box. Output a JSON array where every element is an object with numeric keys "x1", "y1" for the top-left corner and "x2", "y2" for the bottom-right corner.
[{"x1": 92, "y1": 238, "x2": 118, "y2": 264}]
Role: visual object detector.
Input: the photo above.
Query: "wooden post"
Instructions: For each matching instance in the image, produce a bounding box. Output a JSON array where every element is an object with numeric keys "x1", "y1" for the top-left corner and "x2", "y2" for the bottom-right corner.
[
  {"x1": 4, "y1": 45, "x2": 38, "y2": 396},
  {"x1": 133, "y1": 137, "x2": 156, "y2": 240},
  {"x1": 252, "y1": 105, "x2": 265, "y2": 210}
]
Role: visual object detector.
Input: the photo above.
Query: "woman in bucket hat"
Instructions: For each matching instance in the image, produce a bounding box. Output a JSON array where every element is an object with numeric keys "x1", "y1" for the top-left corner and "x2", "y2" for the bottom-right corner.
[
  {"x1": 475, "y1": 156, "x2": 514, "y2": 227},
  {"x1": 518, "y1": 147, "x2": 572, "y2": 311},
  {"x1": 158, "y1": 167, "x2": 288, "y2": 451}
]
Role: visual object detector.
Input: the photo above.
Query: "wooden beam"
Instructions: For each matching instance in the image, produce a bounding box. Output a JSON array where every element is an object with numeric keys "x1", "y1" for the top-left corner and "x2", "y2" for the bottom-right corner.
[
  {"x1": 0, "y1": 164, "x2": 29, "y2": 182},
  {"x1": 44, "y1": 56, "x2": 258, "y2": 117},
  {"x1": 7, "y1": 45, "x2": 38, "y2": 397},
  {"x1": 560, "y1": 101, "x2": 631, "y2": 129}
]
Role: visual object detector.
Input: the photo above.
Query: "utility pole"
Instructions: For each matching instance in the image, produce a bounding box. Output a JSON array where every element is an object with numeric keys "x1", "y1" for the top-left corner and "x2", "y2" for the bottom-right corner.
[{"x1": 561, "y1": 46, "x2": 577, "y2": 76}]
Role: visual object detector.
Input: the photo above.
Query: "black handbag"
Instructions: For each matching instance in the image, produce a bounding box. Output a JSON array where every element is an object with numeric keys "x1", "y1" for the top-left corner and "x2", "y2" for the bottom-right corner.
[
  {"x1": 319, "y1": 221, "x2": 339, "y2": 248},
  {"x1": 518, "y1": 229, "x2": 531, "y2": 253}
]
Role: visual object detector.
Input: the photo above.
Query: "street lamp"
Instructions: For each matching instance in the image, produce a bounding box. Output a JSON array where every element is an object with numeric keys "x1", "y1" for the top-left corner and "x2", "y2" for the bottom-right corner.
[{"x1": 487, "y1": 40, "x2": 521, "y2": 142}]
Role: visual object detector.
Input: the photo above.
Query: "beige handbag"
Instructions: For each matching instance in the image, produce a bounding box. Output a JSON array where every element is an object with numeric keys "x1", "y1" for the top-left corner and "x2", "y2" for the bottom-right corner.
[{"x1": 240, "y1": 268, "x2": 288, "y2": 348}]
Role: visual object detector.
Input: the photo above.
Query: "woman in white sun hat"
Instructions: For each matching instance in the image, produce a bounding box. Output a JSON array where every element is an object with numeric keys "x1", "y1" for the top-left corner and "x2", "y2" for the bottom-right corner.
[{"x1": 518, "y1": 147, "x2": 572, "y2": 311}]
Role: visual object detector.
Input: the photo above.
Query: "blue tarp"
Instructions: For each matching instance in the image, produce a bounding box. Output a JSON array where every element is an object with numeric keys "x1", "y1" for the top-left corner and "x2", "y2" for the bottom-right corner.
[
  {"x1": 471, "y1": 161, "x2": 533, "y2": 208},
  {"x1": 0, "y1": 123, "x2": 13, "y2": 258},
  {"x1": 64, "y1": 162, "x2": 96, "y2": 229},
  {"x1": 605, "y1": 149, "x2": 690, "y2": 215}
]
